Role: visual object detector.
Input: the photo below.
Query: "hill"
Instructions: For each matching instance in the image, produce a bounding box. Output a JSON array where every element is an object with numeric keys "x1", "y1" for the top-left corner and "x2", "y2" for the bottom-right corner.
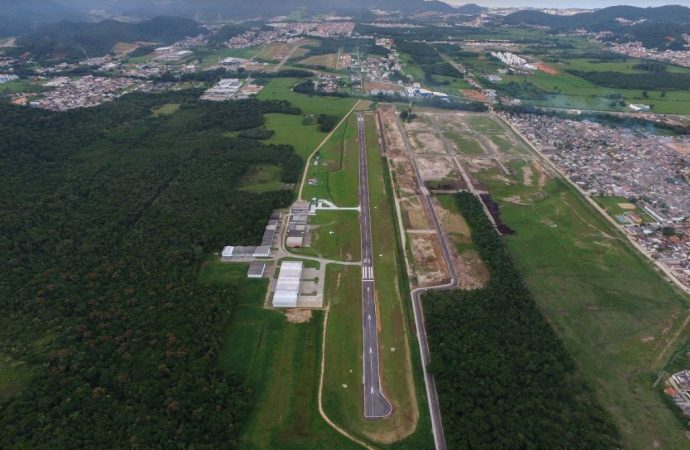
[
  {"x1": 502, "y1": 5, "x2": 690, "y2": 50},
  {"x1": 14, "y1": 16, "x2": 204, "y2": 61},
  {"x1": 0, "y1": 0, "x2": 89, "y2": 37},
  {"x1": 70, "y1": 0, "x2": 454, "y2": 19}
]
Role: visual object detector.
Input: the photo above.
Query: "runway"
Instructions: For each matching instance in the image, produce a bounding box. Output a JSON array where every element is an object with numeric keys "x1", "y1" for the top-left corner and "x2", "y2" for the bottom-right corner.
[{"x1": 358, "y1": 112, "x2": 393, "y2": 419}]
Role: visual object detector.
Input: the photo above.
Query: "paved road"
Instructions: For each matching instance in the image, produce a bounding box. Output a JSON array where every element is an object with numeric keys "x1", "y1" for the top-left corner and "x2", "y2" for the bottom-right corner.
[{"x1": 358, "y1": 113, "x2": 393, "y2": 419}]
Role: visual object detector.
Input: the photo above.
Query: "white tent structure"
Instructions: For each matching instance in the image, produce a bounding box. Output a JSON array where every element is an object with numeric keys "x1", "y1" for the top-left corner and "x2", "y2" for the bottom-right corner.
[{"x1": 273, "y1": 261, "x2": 303, "y2": 308}]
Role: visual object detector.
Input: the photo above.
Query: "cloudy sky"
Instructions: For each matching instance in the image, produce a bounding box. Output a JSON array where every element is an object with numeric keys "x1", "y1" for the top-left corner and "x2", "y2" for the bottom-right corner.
[{"x1": 446, "y1": 0, "x2": 690, "y2": 7}]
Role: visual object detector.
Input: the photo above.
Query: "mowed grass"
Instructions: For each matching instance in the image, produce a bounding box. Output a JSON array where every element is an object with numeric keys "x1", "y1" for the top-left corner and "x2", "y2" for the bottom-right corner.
[
  {"x1": 195, "y1": 46, "x2": 262, "y2": 68},
  {"x1": 322, "y1": 113, "x2": 432, "y2": 448},
  {"x1": 258, "y1": 78, "x2": 356, "y2": 159},
  {"x1": 292, "y1": 211, "x2": 361, "y2": 262},
  {"x1": 302, "y1": 114, "x2": 359, "y2": 206},
  {"x1": 198, "y1": 259, "x2": 360, "y2": 449},
  {"x1": 474, "y1": 142, "x2": 690, "y2": 449}
]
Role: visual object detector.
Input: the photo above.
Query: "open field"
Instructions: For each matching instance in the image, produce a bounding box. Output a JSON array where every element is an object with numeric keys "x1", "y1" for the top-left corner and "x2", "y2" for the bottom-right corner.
[
  {"x1": 302, "y1": 114, "x2": 360, "y2": 207},
  {"x1": 258, "y1": 78, "x2": 356, "y2": 159},
  {"x1": 257, "y1": 40, "x2": 315, "y2": 62},
  {"x1": 299, "y1": 53, "x2": 340, "y2": 69},
  {"x1": 292, "y1": 211, "x2": 361, "y2": 262},
  {"x1": 455, "y1": 111, "x2": 690, "y2": 449},
  {"x1": 198, "y1": 261, "x2": 360, "y2": 449},
  {"x1": 500, "y1": 69, "x2": 690, "y2": 114}
]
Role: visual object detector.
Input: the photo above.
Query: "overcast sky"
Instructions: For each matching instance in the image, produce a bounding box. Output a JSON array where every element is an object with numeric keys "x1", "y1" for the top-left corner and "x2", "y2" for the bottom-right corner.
[{"x1": 446, "y1": 0, "x2": 690, "y2": 7}]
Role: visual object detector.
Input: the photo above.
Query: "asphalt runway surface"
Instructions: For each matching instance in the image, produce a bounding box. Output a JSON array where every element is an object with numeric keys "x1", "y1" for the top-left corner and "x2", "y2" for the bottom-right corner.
[{"x1": 358, "y1": 113, "x2": 393, "y2": 419}]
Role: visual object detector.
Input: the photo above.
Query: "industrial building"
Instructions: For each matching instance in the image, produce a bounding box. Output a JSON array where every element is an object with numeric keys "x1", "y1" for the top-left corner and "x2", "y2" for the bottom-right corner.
[
  {"x1": 247, "y1": 262, "x2": 266, "y2": 279},
  {"x1": 221, "y1": 246, "x2": 270, "y2": 260},
  {"x1": 272, "y1": 261, "x2": 303, "y2": 308}
]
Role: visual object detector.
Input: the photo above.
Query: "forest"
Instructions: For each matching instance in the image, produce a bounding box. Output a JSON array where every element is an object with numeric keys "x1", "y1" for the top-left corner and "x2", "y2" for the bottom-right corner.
[
  {"x1": 422, "y1": 192, "x2": 621, "y2": 449},
  {"x1": 12, "y1": 16, "x2": 203, "y2": 61},
  {"x1": 0, "y1": 92, "x2": 304, "y2": 447}
]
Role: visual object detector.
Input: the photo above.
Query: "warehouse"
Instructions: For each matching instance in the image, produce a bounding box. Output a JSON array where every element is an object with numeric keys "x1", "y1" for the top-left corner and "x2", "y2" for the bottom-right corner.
[
  {"x1": 272, "y1": 261, "x2": 303, "y2": 308},
  {"x1": 247, "y1": 262, "x2": 266, "y2": 278}
]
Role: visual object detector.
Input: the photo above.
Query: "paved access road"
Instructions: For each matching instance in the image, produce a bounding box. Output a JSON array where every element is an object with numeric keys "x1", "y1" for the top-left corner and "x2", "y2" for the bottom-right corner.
[{"x1": 357, "y1": 112, "x2": 393, "y2": 419}]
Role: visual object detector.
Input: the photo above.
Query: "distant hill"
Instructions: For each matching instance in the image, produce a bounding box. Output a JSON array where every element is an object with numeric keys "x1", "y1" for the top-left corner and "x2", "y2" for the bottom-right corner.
[
  {"x1": 502, "y1": 5, "x2": 690, "y2": 50},
  {"x1": 503, "y1": 5, "x2": 690, "y2": 29},
  {"x1": 14, "y1": 16, "x2": 204, "y2": 61},
  {"x1": 74, "y1": 0, "x2": 455, "y2": 19},
  {"x1": 0, "y1": 0, "x2": 90, "y2": 37},
  {"x1": 454, "y1": 3, "x2": 486, "y2": 15}
]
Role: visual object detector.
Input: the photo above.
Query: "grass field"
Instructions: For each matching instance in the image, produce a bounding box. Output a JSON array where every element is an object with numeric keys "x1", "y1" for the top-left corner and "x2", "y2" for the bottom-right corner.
[
  {"x1": 298, "y1": 53, "x2": 340, "y2": 69},
  {"x1": 292, "y1": 211, "x2": 361, "y2": 262},
  {"x1": 500, "y1": 69, "x2": 690, "y2": 114},
  {"x1": 198, "y1": 260, "x2": 361, "y2": 449},
  {"x1": 458, "y1": 112, "x2": 690, "y2": 449},
  {"x1": 302, "y1": 114, "x2": 360, "y2": 206},
  {"x1": 0, "y1": 79, "x2": 43, "y2": 94},
  {"x1": 258, "y1": 78, "x2": 356, "y2": 160},
  {"x1": 445, "y1": 132, "x2": 484, "y2": 155}
]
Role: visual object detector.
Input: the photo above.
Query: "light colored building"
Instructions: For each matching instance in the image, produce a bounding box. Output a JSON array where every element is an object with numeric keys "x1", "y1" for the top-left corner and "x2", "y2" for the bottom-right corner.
[{"x1": 273, "y1": 261, "x2": 303, "y2": 308}]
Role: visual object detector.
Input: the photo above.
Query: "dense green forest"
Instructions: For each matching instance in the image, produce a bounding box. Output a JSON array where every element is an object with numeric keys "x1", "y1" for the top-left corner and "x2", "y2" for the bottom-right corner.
[
  {"x1": 13, "y1": 16, "x2": 203, "y2": 61},
  {"x1": 0, "y1": 93, "x2": 303, "y2": 447},
  {"x1": 423, "y1": 193, "x2": 620, "y2": 449},
  {"x1": 569, "y1": 70, "x2": 690, "y2": 91}
]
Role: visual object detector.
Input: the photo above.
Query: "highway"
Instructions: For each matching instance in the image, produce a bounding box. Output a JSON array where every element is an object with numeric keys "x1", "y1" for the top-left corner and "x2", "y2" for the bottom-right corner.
[{"x1": 357, "y1": 112, "x2": 393, "y2": 419}]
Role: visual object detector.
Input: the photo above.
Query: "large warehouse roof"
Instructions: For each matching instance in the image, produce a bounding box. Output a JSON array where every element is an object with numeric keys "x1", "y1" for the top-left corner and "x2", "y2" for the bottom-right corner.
[{"x1": 273, "y1": 261, "x2": 303, "y2": 308}]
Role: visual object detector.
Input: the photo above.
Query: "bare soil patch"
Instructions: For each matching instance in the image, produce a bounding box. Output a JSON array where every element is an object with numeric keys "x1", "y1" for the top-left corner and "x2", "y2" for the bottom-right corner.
[
  {"x1": 454, "y1": 249, "x2": 490, "y2": 290},
  {"x1": 364, "y1": 81, "x2": 404, "y2": 94},
  {"x1": 284, "y1": 309, "x2": 312, "y2": 323},
  {"x1": 618, "y1": 203, "x2": 637, "y2": 210},
  {"x1": 535, "y1": 62, "x2": 559, "y2": 75},
  {"x1": 522, "y1": 164, "x2": 534, "y2": 186},
  {"x1": 411, "y1": 233, "x2": 449, "y2": 287},
  {"x1": 461, "y1": 89, "x2": 487, "y2": 102},
  {"x1": 417, "y1": 157, "x2": 457, "y2": 181},
  {"x1": 409, "y1": 132, "x2": 445, "y2": 154},
  {"x1": 667, "y1": 142, "x2": 690, "y2": 155}
]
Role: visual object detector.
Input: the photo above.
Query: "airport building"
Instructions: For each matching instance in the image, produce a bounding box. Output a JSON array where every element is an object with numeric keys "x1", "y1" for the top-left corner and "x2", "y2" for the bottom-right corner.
[{"x1": 272, "y1": 261, "x2": 303, "y2": 308}]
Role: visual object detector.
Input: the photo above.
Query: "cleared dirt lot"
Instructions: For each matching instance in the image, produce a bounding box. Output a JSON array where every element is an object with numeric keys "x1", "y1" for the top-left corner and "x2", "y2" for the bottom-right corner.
[
  {"x1": 408, "y1": 132, "x2": 446, "y2": 154},
  {"x1": 410, "y1": 233, "x2": 449, "y2": 287},
  {"x1": 416, "y1": 156, "x2": 459, "y2": 182}
]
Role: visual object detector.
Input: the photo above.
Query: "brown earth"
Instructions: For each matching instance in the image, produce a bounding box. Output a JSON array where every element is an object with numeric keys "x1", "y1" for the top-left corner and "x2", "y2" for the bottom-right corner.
[
  {"x1": 416, "y1": 157, "x2": 457, "y2": 181},
  {"x1": 535, "y1": 62, "x2": 559, "y2": 75},
  {"x1": 461, "y1": 89, "x2": 487, "y2": 102},
  {"x1": 411, "y1": 233, "x2": 449, "y2": 287},
  {"x1": 409, "y1": 132, "x2": 445, "y2": 154},
  {"x1": 285, "y1": 309, "x2": 312, "y2": 323}
]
